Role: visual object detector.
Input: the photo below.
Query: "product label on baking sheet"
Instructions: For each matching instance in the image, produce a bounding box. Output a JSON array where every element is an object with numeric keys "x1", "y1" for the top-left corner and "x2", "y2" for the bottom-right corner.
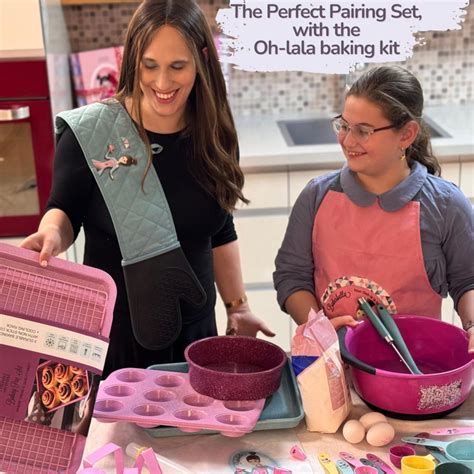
[
  {"x1": 0, "y1": 313, "x2": 108, "y2": 370},
  {"x1": 0, "y1": 313, "x2": 104, "y2": 436}
]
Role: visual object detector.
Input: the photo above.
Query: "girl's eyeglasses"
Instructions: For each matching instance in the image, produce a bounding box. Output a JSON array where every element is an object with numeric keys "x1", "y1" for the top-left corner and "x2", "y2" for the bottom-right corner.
[{"x1": 332, "y1": 115, "x2": 397, "y2": 142}]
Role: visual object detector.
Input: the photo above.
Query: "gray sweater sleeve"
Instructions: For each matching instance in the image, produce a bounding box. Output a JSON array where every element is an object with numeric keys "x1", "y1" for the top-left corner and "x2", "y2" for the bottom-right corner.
[
  {"x1": 441, "y1": 184, "x2": 474, "y2": 309},
  {"x1": 273, "y1": 171, "x2": 339, "y2": 311}
]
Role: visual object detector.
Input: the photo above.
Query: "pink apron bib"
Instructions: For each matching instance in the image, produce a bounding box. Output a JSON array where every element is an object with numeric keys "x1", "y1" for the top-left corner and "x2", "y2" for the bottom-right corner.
[{"x1": 313, "y1": 190, "x2": 441, "y2": 319}]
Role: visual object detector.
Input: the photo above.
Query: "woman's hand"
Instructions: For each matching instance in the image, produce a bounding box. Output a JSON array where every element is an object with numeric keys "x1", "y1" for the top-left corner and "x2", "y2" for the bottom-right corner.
[
  {"x1": 225, "y1": 303, "x2": 276, "y2": 338},
  {"x1": 20, "y1": 224, "x2": 63, "y2": 267},
  {"x1": 20, "y1": 209, "x2": 73, "y2": 267}
]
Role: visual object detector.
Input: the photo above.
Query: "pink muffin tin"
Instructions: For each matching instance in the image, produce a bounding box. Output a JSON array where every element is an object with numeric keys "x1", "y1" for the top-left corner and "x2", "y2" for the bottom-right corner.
[{"x1": 94, "y1": 368, "x2": 266, "y2": 437}]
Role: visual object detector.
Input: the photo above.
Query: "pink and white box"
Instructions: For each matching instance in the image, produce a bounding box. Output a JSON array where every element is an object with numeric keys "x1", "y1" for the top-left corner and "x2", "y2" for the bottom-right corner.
[{"x1": 70, "y1": 46, "x2": 124, "y2": 106}]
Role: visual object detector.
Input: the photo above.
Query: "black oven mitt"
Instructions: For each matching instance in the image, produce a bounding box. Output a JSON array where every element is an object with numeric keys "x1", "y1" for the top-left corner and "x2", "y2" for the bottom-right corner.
[
  {"x1": 123, "y1": 247, "x2": 206, "y2": 350},
  {"x1": 56, "y1": 100, "x2": 207, "y2": 351}
]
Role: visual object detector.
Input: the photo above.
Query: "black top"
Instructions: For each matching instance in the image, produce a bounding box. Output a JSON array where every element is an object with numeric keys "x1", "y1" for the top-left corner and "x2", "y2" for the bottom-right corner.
[{"x1": 47, "y1": 127, "x2": 237, "y2": 375}]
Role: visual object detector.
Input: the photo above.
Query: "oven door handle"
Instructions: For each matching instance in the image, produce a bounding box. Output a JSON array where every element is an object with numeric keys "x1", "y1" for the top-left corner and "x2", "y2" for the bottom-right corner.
[{"x1": 0, "y1": 106, "x2": 30, "y2": 121}]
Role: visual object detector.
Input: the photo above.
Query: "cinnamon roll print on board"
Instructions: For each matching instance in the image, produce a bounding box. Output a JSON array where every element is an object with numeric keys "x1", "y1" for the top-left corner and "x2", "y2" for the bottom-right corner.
[{"x1": 36, "y1": 362, "x2": 91, "y2": 412}]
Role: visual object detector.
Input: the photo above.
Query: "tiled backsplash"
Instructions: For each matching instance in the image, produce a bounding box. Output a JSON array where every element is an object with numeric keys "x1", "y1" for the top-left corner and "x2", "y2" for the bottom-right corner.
[{"x1": 63, "y1": 1, "x2": 473, "y2": 116}]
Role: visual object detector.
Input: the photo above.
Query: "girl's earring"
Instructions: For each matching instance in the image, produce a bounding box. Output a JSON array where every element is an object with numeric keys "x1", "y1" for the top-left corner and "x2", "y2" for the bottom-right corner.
[{"x1": 400, "y1": 148, "x2": 406, "y2": 160}]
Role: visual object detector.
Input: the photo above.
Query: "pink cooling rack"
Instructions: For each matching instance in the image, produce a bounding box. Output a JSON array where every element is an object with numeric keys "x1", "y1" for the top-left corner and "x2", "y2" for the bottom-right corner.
[
  {"x1": 0, "y1": 417, "x2": 80, "y2": 474},
  {"x1": 0, "y1": 243, "x2": 116, "y2": 473}
]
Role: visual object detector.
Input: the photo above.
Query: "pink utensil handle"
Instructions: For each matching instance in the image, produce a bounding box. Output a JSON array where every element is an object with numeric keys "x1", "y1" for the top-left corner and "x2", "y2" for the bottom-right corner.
[
  {"x1": 366, "y1": 454, "x2": 396, "y2": 474},
  {"x1": 290, "y1": 445, "x2": 307, "y2": 460},
  {"x1": 354, "y1": 467, "x2": 377, "y2": 474},
  {"x1": 339, "y1": 452, "x2": 364, "y2": 468},
  {"x1": 430, "y1": 427, "x2": 474, "y2": 436}
]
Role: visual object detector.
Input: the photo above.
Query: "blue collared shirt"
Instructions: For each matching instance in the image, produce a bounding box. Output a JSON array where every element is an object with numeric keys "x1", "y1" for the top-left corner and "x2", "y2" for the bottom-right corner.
[{"x1": 274, "y1": 161, "x2": 474, "y2": 312}]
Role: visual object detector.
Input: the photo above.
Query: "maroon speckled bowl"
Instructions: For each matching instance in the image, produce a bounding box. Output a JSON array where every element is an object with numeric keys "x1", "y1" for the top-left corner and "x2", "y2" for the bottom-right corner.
[{"x1": 184, "y1": 336, "x2": 287, "y2": 400}]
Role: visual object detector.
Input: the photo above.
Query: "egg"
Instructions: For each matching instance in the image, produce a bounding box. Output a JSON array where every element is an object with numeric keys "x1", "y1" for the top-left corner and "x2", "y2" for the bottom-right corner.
[
  {"x1": 359, "y1": 411, "x2": 387, "y2": 430},
  {"x1": 366, "y1": 422, "x2": 395, "y2": 447},
  {"x1": 342, "y1": 419, "x2": 366, "y2": 444}
]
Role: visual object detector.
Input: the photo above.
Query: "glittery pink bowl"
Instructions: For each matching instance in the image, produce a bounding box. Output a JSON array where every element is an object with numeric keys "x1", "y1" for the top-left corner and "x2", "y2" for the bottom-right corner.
[{"x1": 184, "y1": 336, "x2": 287, "y2": 401}]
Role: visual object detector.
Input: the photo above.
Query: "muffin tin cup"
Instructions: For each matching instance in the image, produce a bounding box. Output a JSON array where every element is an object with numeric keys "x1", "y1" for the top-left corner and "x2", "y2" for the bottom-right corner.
[{"x1": 94, "y1": 368, "x2": 266, "y2": 437}]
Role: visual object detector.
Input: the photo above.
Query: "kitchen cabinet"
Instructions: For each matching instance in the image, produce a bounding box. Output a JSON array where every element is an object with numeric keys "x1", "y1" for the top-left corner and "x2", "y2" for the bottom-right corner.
[
  {"x1": 441, "y1": 161, "x2": 461, "y2": 186},
  {"x1": 239, "y1": 171, "x2": 289, "y2": 210},
  {"x1": 0, "y1": 0, "x2": 44, "y2": 56},
  {"x1": 289, "y1": 168, "x2": 339, "y2": 205},
  {"x1": 460, "y1": 160, "x2": 474, "y2": 198},
  {"x1": 233, "y1": 214, "x2": 289, "y2": 284}
]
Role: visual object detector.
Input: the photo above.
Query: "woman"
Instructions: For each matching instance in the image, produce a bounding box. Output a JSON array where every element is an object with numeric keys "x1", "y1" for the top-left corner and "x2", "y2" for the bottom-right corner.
[
  {"x1": 22, "y1": 0, "x2": 274, "y2": 375},
  {"x1": 274, "y1": 66, "x2": 474, "y2": 352}
]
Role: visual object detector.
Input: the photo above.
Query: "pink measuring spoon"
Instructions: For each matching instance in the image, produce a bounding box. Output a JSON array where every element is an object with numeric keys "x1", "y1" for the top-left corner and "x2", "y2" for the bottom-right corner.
[
  {"x1": 366, "y1": 454, "x2": 396, "y2": 474},
  {"x1": 430, "y1": 427, "x2": 474, "y2": 436},
  {"x1": 339, "y1": 452, "x2": 366, "y2": 469}
]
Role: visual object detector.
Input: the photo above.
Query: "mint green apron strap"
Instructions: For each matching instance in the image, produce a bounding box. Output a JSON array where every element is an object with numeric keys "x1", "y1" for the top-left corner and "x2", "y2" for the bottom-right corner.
[
  {"x1": 56, "y1": 99, "x2": 179, "y2": 264},
  {"x1": 55, "y1": 100, "x2": 206, "y2": 349}
]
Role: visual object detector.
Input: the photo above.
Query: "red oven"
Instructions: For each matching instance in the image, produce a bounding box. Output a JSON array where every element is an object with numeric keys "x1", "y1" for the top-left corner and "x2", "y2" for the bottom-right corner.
[{"x1": 0, "y1": 58, "x2": 55, "y2": 237}]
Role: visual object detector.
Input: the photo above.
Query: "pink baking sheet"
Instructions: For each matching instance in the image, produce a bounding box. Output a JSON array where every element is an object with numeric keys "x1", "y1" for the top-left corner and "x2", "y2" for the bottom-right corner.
[{"x1": 0, "y1": 243, "x2": 116, "y2": 473}]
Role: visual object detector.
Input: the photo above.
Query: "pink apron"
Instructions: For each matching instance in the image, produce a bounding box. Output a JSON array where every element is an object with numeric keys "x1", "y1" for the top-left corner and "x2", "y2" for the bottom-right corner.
[{"x1": 313, "y1": 190, "x2": 441, "y2": 319}]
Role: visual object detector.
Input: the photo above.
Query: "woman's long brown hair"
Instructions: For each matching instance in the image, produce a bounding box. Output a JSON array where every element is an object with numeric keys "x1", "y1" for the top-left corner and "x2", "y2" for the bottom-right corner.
[{"x1": 115, "y1": 0, "x2": 248, "y2": 211}]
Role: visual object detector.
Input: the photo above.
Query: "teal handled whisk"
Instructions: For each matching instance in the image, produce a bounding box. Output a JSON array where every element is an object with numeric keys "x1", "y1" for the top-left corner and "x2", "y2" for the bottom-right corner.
[
  {"x1": 374, "y1": 303, "x2": 422, "y2": 375},
  {"x1": 358, "y1": 297, "x2": 422, "y2": 375}
]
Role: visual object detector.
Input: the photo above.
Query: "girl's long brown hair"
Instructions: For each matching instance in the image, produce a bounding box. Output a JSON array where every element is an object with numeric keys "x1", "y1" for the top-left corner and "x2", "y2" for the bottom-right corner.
[
  {"x1": 115, "y1": 0, "x2": 248, "y2": 211},
  {"x1": 348, "y1": 66, "x2": 441, "y2": 176}
]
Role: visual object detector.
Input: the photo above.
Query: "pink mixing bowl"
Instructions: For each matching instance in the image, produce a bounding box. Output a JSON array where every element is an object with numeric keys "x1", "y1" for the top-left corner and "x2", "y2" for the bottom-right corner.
[
  {"x1": 338, "y1": 315, "x2": 473, "y2": 418},
  {"x1": 185, "y1": 336, "x2": 287, "y2": 400}
]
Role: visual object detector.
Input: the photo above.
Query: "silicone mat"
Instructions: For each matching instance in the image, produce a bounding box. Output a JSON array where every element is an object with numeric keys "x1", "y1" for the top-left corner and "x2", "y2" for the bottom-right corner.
[
  {"x1": 146, "y1": 359, "x2": 304, "y2": 437},
  {"x1": 0, "y1": 243, "x2": 116, "y2": 473}
]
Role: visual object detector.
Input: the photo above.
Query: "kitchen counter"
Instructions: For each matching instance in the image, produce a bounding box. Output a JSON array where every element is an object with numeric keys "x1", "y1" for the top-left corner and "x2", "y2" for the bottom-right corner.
[
  {"x1": 236, "y1": 105, "x2": 474, "y2": 172},
  {"x1": 81, "y1": 389, "x2": 473, "y2": 473}
]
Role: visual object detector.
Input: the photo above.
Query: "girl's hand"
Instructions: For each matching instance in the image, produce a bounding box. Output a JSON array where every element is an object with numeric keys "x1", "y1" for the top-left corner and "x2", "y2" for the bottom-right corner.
[
  {"x1": 328, "y1": 314, "x2": 360, "y2": 331},
  {"x1": 467, "y1": 326, "x2": 474, "y2": 354}
]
